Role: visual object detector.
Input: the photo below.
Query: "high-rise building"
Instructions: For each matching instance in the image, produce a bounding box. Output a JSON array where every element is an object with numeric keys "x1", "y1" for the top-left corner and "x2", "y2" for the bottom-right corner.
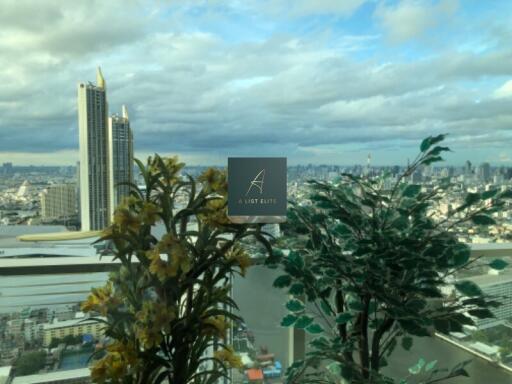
[
  {"x1": 478, "y1": 162, "x2": 491, "y2": 183},
  {"x1": 2, "y1": 162, "x2": 13, "y2": 175},
  {"x1": 78, "y1": 68, "x2": 134, "y2": 230},
  {"x1": 109, "y1": 105, "x2": 133, "y2": 210},
  {"x1": 40, "y1": 184, "x2": 77, "y2": 219},
  {"x1": 465, "y1": 160, "x2": 472, "y2": 177},
  {"x1": 78, "y1": 67, "x2": 111, "y2": 231}
]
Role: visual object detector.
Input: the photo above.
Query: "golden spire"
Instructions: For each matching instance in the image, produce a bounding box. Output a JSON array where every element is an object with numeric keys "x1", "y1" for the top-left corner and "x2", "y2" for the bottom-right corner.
[
  {"x1": 96, "y1": 66, "x2": 106, "y2": 89},
  {"x1": 122, "y1": 104, "x2": 129, "y2": 120}
]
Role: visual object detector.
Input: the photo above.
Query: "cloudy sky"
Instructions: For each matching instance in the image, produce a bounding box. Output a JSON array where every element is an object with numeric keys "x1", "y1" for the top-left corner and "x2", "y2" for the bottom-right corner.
[{"x1": 1, "y1": 0, "x2": 512, "y2": 166}]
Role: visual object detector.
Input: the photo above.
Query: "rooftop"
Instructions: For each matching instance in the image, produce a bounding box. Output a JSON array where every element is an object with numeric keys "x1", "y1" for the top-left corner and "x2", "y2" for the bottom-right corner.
[
  {"x1": 0, "y1": 225, "x2": 100, "y2": 257},
  {"x1": 11, "y1": 368, "x2": 90, "y2": 384},
  {"x1": 466, "y1": 272, "x2": 512, "y2": 287}
]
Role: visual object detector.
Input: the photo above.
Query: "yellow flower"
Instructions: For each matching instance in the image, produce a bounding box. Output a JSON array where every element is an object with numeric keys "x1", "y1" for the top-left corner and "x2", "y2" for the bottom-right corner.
[
  {"x1": 226, "y1": 246, "x2": 252, "y2": 276},
  {"x1": 202, "y1": 315, "x2": 230, "y2": 338},
  {"x1": 90, "y1": 350, "x2": 129, "y2": 383},
  {"x1": 90, "y1": 356, "x2": 108, "y2": 383},
  {"x1": 200, "y1": 198, "x2": 229, "y2": 228},
  {"x1": 146, "y1": 235, "x2": 190, "y2": 281},
  {"x1": 148, "y1": 255, "x2": 174, "y2": 282},
  {"x1": 135, "y1": 301, "x2": 175, "y2": 349},
  {"x1": 106, "y1": 340, "x2": 138, "y2": 366},
  {"x1": 140, "y1": 201, "x2": 161, "y2": 225},
  {"x1": 81, "y1": 282, "x2": 119, "y2": 316},
  {"x1": 214, "y1": 346, "x2": 243, "y2": 369},
  {"x1": 119, "y1": 195, "x2": 139, "y2": 209},
  {"x1": 199, "y1": 168, "x2": 228, "y2": 195},
  {"x1": 157, "y1": 233, "x2": 178, "y2": 252},
  {"x1": 164, "y1": 156, "x2": 185, "y2": 178},
  {"x1": 113, "y1": 207, "x2": 141, "y2": 232}
]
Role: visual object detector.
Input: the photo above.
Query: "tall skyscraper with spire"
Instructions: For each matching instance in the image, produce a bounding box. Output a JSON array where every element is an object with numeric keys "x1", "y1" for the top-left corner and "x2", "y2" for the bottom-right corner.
[{"x1": 78, "y1": 68, "x2": 133, "y2": 231}]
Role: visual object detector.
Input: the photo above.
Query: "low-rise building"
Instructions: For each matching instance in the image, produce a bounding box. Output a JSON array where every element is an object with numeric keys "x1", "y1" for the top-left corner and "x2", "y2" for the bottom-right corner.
[
  {"x1": 42, "y1": 317, "x2": 104, "y2": 348},
  {"x1": 465, "y1": 272, "x2": 512, "y2": 328}
]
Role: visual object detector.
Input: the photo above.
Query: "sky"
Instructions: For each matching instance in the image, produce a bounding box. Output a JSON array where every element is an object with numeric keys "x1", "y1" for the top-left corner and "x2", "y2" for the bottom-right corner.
[{"x1": 0, "y1": 0, "x2": 512, "y2": 166}]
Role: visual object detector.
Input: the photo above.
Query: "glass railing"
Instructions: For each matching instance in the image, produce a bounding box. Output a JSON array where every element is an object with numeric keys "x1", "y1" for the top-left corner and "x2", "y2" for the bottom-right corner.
[{"x1": 2, "y1": 244, "x2": 512, "y2": 383}]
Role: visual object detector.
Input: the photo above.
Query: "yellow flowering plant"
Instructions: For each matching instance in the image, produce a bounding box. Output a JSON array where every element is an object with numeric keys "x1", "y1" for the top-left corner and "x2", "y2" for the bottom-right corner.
[{"x1": 82, "y1": 155, "x2": 273, "y2": 384}]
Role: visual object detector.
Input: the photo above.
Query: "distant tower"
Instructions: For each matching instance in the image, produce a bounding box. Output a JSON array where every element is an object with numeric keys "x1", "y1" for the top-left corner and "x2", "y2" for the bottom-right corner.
[
  {"x1": 78, "y1": 67, "x2": 110, "y2": 231},
  {"x1": 365, "y1": 153, "x2": 371, "y2": 176},
  {"x1": 109, "y1": 105, "x2": 134, "y2": 210},
  {"x1": 465, "y1": 160, "x2": 472, "y2": 176},
  {"x1": 478, "y1": 162, "x2": 491, "y2": 183}
]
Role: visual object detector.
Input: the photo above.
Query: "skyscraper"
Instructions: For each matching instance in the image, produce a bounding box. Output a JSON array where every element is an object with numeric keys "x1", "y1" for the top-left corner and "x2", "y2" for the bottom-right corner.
[
  {"x1": 78, "y1": 67, "x2": 111, "y2": 231},
  {"x1": 78, "y1": 68, "x2": 134, "y2": 230},
  {"x1": 109, "y1": 105, "x2": 133, "y2": 210}
]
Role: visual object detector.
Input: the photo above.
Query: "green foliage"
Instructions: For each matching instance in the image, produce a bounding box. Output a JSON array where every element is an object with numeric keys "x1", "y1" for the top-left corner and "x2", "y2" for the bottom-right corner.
[
  {"x1": 267, "y1": 136, "x2": 511, "y2": 384},
  {"x1": 82, "y1": 155, "x2": 270, "y2": 384},
  {"x1": 15, "y1": 351, "x2": 46, "y2": 376}
]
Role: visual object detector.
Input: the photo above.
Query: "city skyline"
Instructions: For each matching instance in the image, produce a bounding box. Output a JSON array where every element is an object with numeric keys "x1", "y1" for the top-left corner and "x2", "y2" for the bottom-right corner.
[{"x1": 1, "y1": 1, "x2": 512, "y2": 166}]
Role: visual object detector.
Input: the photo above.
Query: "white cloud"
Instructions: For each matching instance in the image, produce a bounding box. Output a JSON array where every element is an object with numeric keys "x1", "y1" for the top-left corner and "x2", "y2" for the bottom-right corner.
[
  {"x1": 493, "y1": 80, "x2": 512, "y2": 99},
  {"x1": 374, "y1": 0, "x2": 458, "y2": 43},
  {"x1": 1, "y1": 0, "x2": 512, "y2": 165}
]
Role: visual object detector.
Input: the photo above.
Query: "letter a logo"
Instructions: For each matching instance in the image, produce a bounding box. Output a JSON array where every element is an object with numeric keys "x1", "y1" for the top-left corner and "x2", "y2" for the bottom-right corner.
[{"x1": 246, "y1": 169, "x2": 265, "y2": 195}]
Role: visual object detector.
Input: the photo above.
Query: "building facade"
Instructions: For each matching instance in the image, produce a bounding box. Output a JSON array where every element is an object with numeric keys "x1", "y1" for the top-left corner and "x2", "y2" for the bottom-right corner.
[
  {"x1": 78, "y1": 68, "x2": 133, "y2": 231},
  {"x1": 108, "y1": 105, "x2": 133, "y2": 210},
  {"x1": 40, "y1": 184, "x2": 77, "y2": 219},
  {"x1": 78, "y1": 68, "x2": 110, "y2": 231},
  {"x1": 466, "y1": 273, "x2": 512, "y2": 328},
  {"x1": 42, "y1": 318, "x2": 104, "y2": 347}
]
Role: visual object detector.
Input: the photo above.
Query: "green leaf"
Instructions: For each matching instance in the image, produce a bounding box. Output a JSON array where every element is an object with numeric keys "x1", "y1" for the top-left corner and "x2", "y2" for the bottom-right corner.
[
  {"x1": 420, "y1": 134, "x2": 446, "y2": 152},
  {"x1": 289, "y1": 283, "x2": 305, "y2": 295},
  {"x1": 305, "y1": 323, "x2": 324, "y2": 334},
  {"x1": 320, "y1": 300, "x2": 334, "y2": 316},
  {"x1": 403, "y1": 184, "x2": 421, "y2": 197},
  {"x1": 423, "y1": 156, "x2": 444, "y2": 165},
  {"x1": 335, "y1": 313, "x2": 353, "y2": 324},
  {"x1": 294, "y1": 315, "x2": 314, "y2": 329},
  {"x1": 425, "y1": 360, "x2": 438, "y2": 372},
  {"x1": 334, "y1": 224, "x2": 351, "y2": 235},
  {"x1": 273, "y1": 275, "x2": 292, "y2": 288},
  {"x1": 288, "y1": 251, "x2": 304, "y2": 269},
  {"x1": 468, "y1": 308, "x2": 494, "y2": 319},
  {"x1": 408, "y1": 357, "x2": 426, "y2": 375},
  {"x1": 348, "y1": 300, "x2": 365, "y2": 312},
  {"x1": 428, "y1": 146, "x2": 451, "y2": 156},
  {"x1": 455, "y1": 280, "x2": 483, "y2": 297},
  {"x1": 399, "y1": 320, "x2": 430, "y2": 337},
  {"x1": 464, "y1": 192, "x2": 481, "y2": 206},
  {"x1": 326, "y1": 362, "x2": 341, "y2": 375},
  {"x1": 489, "y1": 259, "x2": 508, "y2": 270},
  {"x1": 453, "y1": 245, "x2": 471, "y2": 267},
  {"x1": 286, "y1": 299, "x2": 305, "y2": 312},
  {"x1": 472, "y1": 214, "x2": 496, "y2": 226},
  {"x1": 402, "y1": 336, "x2": 413, "y2": 351},
  {"x1": 281, "y1": 314, "x2": 298, "y2": 327},
  {"x1": 482, "y1": 189, "x2": 498, "y2": 200},
  {"x1": 499, "y1": 189, "x2": 512, "y2": 199}
]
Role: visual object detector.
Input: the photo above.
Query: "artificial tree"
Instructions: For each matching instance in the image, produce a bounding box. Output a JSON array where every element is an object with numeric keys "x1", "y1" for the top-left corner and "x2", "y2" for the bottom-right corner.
[{"x1": 269, "y1": 135, "x2": 511, "y2": 384}]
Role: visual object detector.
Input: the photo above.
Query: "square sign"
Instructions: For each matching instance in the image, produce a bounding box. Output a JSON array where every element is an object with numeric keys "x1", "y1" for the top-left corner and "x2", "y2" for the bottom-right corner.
[{"x1": 228, "y1": 157, "x2": 287, "y2": 223}]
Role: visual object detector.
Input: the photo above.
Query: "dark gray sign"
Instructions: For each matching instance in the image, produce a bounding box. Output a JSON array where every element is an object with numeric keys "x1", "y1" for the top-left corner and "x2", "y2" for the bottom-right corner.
[{"x1": 228, "y1": 157, "x2": 287, "y2": 221}]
